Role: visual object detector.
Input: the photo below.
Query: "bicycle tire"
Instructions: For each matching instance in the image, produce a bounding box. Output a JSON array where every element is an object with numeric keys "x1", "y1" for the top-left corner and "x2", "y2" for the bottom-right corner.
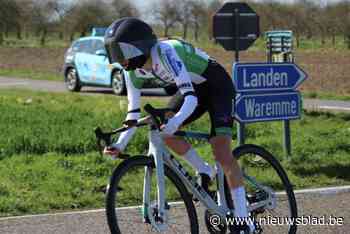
[
  {"x1": 229, "y1": 144, "x2": 298, "y2": 234},
  {"x1": 106, "y1": 155, "x2": 199, "y2": 234}
]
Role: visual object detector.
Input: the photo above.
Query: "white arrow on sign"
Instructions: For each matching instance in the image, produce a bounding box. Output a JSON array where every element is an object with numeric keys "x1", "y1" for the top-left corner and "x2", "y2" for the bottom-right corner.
[{"x1": 232, "y1": 63, "x2": 307, "y2": 93}]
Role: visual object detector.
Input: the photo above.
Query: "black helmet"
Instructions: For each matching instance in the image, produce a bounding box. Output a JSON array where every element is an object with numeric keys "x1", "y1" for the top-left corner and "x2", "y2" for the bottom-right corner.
[{"x1": 104, "y1": 17, "x2": 157, "y2": 70}]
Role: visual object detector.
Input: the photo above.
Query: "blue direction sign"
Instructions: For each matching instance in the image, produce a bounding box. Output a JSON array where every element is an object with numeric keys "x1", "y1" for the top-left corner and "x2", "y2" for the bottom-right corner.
[
  {"x1": 235, "y1": 92, "x2": 301, "y2": 123},
  {"x1": 233, "y1": 63, "x2": 307, "y2": 93}
]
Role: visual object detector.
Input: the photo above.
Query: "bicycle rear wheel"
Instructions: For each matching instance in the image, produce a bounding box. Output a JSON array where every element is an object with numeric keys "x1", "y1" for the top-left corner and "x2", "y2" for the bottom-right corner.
[
  {"x1": 231, "y1": 144, "x2": 298, "y2": 234},
  {"x1": 106, "y1": 155, "x2": 199, "y2": 234}
]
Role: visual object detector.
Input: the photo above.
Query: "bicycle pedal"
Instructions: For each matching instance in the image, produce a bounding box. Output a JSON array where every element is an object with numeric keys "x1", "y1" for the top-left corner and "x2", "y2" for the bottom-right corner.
[
  {"x1": 165, "y1": 202, "x2": 170, "y2": 210},
  {"x1": 143, "y1": 217, "x2": 151, "y2": 224},
  {"x1": 247, "y1": 190, "x2": 267, "y2": 203}
]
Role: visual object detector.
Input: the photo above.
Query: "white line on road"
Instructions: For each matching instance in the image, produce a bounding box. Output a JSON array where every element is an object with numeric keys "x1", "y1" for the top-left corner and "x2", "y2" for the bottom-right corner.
[
  {"x1": 1, "y1": 186, "x2": 350, "y2": 222},
  {"x1": 319, "y1": 105, "x2": 350, "y2": 111},
  {"x1": 0, "y1": 201, "x2": 184, "y2": 221}
]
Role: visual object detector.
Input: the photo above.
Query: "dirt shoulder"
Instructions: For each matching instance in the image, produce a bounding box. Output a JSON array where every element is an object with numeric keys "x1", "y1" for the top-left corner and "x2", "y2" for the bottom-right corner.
[{"x1": 1, "y1": 47, "x2": 350, "y2": 95}]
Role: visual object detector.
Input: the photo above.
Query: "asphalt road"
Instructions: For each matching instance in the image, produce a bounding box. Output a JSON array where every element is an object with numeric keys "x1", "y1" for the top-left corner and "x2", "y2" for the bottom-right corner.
[
  {"x1": 0, "y1": 191, "x2": 349, "y2": 234},
  {"x1": 0, "y1": 76, "x2": 168, "y2": 97},
  {"x1": 1, "y1": 76, "x2": 350, "y2": 112}
]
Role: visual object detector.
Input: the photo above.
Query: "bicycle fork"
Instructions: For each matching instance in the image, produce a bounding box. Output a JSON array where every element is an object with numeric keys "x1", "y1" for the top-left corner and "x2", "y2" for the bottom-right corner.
[{"x1": 142, "y1": 130, "x2": 168, "y2": 231}]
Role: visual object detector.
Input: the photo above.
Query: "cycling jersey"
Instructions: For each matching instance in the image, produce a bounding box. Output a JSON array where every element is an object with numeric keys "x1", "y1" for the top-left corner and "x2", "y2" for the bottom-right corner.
[{"x1": 114, "y1": 39, "x2": 235, "y2": 151}]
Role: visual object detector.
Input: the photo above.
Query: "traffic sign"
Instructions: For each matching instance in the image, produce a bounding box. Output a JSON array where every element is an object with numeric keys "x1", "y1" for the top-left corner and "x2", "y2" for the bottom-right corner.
[
  {"x1": 233, "y1": 63, "x2": 307, "y2": 92},
  {"x1": 235, "y1": 92, "x2": 301, "y2": 123},
  {"x1": 213, "y1": 2, "x2": 260, "y2": 51}
]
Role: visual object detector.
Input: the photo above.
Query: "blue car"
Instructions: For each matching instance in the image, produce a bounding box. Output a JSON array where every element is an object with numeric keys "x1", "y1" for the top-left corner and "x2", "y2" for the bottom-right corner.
[
  {"x1": 63, "y1": 28, "x2": 177, "y2": 95},
  {"x1": 63, "y1": 28, "x2": 128, "y2": 95}
]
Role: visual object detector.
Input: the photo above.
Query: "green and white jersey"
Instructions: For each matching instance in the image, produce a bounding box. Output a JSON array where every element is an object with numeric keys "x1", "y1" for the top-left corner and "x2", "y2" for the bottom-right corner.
[
  {"x1": 126, "y1": 39, "x2": 211, "y2": 89},
  {"x1": 116, "y1": 39, "x2": 211, "y2": 150},
  {"x1": 151, "y1": 39, "x2": 210, "y2": 87}
]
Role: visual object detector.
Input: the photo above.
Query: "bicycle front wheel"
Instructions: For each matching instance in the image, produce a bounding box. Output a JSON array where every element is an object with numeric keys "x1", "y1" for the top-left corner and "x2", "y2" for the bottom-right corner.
[
  {"x1": 106, "y1": 155, "x2": 199, "y2": 234},
  {"x1": 232, "y1": 144, "x2": 298, "y2": 234}
]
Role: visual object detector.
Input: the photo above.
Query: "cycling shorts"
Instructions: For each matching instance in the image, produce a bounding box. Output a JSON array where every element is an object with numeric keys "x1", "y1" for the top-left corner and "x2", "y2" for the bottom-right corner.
[{"x1": 167, "y1": 59, "x2": 236, "y2": 138}]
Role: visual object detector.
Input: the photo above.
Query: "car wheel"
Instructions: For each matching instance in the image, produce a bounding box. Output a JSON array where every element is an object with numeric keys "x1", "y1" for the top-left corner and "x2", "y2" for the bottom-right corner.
[
  {"x1": 112, "y1": 71, "x2": 126, "y2": 95},
  {"x1": 65, "y1": 68, "x2": 82, "y2": 92}
]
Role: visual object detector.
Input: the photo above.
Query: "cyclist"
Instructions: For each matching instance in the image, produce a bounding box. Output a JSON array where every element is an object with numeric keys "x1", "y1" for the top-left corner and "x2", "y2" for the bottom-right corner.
[{"x1": 104, "y1": 17, "x2": 254, "y2": 233}]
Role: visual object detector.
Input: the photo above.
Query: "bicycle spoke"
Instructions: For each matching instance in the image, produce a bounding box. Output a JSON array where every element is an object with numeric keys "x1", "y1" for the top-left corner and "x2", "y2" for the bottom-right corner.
[
  {"x1": 234, "y1": 145, "x2": 297, "y2": 234},
  {"x1": 106, "y1": 157, "x2": 197, "y2": 233},
  {"x1": 168, "y1": 223, "x2": 182, "y2": 233}
]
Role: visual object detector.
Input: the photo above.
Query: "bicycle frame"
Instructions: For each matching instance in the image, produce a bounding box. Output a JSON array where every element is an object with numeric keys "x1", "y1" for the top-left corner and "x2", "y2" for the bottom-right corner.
[
  {"x1": 143, "y1": 128, "x2": 229, "y2": 230},
  {"x1": 142, "y1": 128, "x2": 276, "y2": 231},
  {"x1": 98, "y1": 105, "x2": 287, "y2": 233}
]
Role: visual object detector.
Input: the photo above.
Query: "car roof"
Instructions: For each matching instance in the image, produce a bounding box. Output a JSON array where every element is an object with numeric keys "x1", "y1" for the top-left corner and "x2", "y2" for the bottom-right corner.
[
  {"x1": 74, "y1": 36, "x2": 104, "y2": 43},
  {"x1": 78, "y1": 36, "x2": 104, "y2": 41}
]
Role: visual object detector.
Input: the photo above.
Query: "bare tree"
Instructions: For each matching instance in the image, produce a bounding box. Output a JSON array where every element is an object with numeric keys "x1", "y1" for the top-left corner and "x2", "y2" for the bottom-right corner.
[
  {"x1": 47, "y1": 0, "x2": 75, "y2": 40},
  {"x1": 152, "y1": 0, "x2": 181, "y2": 37},
  {"x1": 63, "y1": 0, "x2": 111, "y2": 39},
  {"x1": 0, "y1": 0, "x2": 21, "y2": 43},
  {"x1": 332, "y1": 1, "x2": 350, "y2": 49},
  {"x1": 190, "y1": 0, "x2": 207, "y2": 41},
  {"x1": 110, "y1": 0, "x2": 139, "y2": 19},
  {"x1": 18, "y1": 1, "x2": 63, "y2": 46},
  {"x1": 177, "y1": 0, "x2": 193, "y2": 39},
  {"x1": 341, "y1": 5, "x2": 350, "y2": 49}
]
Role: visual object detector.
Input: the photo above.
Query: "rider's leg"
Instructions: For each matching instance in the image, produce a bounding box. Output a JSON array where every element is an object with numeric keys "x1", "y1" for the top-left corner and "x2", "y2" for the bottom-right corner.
[
  {"x1": 163, "y1": 135, "x2": 215, "y2": 178},
  {"x1": 210, "y1": 135, "x2": 243, "y2": 188},
  {"x1": 164, "y1": 91, "x2": 214, "y2": 178},
  {"x1": 210, "y1": 135, "x2": 254, "y2": 231},
  {"x1": 203, "y1": 58, "x2": 252, "y2": 225}
]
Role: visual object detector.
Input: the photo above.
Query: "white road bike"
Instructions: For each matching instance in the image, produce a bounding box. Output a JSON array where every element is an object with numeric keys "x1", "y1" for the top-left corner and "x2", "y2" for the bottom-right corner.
[{"x1": 95, "y1": 104, "x2": 298, "y2": 234}]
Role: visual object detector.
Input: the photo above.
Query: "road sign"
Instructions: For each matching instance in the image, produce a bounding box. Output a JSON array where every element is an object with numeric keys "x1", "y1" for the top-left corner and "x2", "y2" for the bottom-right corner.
[
  {"x1": 235, "y1": 92, "x2": 301, "y2": 123},
  {"x1": 233, "y1": 63, "x2": 307, "y2": 92},
  {"x1": 213, "y1": 2, "x2": 260, "y2": 51}
]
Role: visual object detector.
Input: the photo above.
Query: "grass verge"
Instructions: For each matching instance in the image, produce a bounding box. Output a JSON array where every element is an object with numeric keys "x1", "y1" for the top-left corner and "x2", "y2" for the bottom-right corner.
[
  {"x1": 302, "y1": 91, "x2": 350, "y2": 101},
  {"x1": 0, "y1": 68, "x2": 61, "y2": 81},
  {"x1": 0, "y1": 89, "x2": 350, "y2": 216}
]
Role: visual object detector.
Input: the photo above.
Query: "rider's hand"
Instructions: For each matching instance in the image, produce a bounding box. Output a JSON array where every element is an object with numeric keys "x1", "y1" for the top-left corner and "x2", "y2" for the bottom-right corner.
[
  {"x1": 161, "y1": 117, "x2": 180, "y2": 135},
  {"x1": 103, "y1": 146, "x2": 121, "y2": 159}
]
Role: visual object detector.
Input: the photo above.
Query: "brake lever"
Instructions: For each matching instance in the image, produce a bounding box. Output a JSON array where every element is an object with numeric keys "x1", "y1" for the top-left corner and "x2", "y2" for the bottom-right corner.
[
  {"x1": 144, "y1": 104, "x2": 161, "y2": 129},
  {"x1": 94, "y1": 127, "x2": 112, "y2": 155},
  {"x1": 122, "y1": 119, "x2": 138, "y2": 127}
]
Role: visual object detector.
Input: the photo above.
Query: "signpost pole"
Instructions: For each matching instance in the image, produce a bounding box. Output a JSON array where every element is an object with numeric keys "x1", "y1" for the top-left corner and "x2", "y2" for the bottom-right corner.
[
  {"x1": 281, "y1": 36, "x2": 291, "y2": 158},
  {"x1": 233, "y1": 7, "x2": 245, "y2": 146},
  {"x1": 283, "y1": 120, "x2": 291, "y2": 157},
  {"x1": 267, "y1": 33, "x2": 292, "y2": 158}
]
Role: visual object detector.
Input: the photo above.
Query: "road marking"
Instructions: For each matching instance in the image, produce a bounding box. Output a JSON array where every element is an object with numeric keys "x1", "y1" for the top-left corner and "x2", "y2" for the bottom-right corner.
[
  {"x1": 275, "y1": 185, "x2": 350, "y2": 197},
  {"x1": 1, "y1": 186, "x2": 350, "y2": 221},
  {"x1": 0, "y1": 201, "x2": 185, "y2": 221},
  {"x1": 0, "y1": 82, "x2": 28, "y2": 86},
  {"x1": 319, "y1": 105, "x2": 350, "y2": 111},
  {"x1": 293, "y1": 185, "x2": 350, "y2": 195}
]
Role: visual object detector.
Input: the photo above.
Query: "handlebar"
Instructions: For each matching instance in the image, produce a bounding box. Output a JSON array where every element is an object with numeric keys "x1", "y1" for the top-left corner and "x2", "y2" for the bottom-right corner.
[
  {"x1": 143, "y1": 104, "x2": 174, "y2": 130},
  {"x1": 94, "y1": 104, "x2": 174, "y2": 157}
]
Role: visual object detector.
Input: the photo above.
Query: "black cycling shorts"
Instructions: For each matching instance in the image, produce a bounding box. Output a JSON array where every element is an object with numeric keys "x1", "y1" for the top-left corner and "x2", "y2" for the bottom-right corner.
[{"x1": 167, "y1": 59, "x2": 236, "y2": 137}]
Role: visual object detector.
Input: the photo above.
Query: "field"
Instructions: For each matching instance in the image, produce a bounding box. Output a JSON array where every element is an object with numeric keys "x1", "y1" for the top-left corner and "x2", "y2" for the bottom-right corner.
[
  {"x1": 1, "y1": 39, "x2": 350, "y2": 96},
  {"x1": 1, "y1": 35, "x2": 350, "y2": 217},
  {"x1": 0, "y1": 89, "x2": 350, "y2": 216}
]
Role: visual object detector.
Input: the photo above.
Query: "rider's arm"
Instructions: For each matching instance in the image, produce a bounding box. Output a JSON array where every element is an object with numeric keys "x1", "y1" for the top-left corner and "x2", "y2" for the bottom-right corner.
[
  {"x1": 113, "y1": 70, "x2": 141, "y2": 151},
  {"x1": 156, "y1": 44, "x2": 198, "y2": 134}
]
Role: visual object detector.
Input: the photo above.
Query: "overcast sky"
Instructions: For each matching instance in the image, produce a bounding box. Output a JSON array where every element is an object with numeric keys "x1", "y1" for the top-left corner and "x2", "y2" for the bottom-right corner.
[{"x1": 133, "y1": 0, "x2": 347, "y2": 9}]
